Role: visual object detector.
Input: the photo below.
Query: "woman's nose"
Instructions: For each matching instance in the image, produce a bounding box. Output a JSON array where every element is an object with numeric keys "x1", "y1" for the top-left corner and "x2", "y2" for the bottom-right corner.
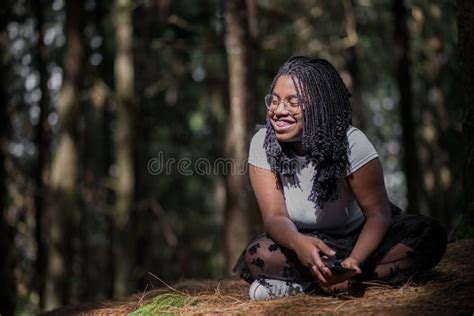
[{"x1": 274, "y1": 101, "x2": 289, "y2": 115}]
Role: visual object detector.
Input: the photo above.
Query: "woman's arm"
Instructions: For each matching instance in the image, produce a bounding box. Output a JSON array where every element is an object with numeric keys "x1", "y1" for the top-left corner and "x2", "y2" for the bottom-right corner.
[
  {"x1": 344, "y1": 158, "x2": 392, "y2": 269},
  {"x1": 249, "y1": 165, "x2": 297, "y2": 247},
  {"x1": 249, "y1": 165, "x2": 336, "y2": 283}
]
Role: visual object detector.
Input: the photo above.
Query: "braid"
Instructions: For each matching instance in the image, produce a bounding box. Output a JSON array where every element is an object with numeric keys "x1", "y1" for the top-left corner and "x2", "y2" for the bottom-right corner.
[{"x1": 263, "y1": 56, "x2": 352, "y2": 208}]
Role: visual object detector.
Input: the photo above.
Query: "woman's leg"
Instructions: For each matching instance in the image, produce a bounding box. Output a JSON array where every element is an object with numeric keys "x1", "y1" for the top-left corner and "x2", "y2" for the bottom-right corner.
[
  {"x1": 238, "y1": 233, "x2": 318, "y2": 300},
  {"x1": 236, "y1": 212, "x2": 447, "y2": 288},
  {"x1": 322, "y1": 215, "x2": 447, "y2": 291},
  {"x1": 370, "y1": 214, "x2": 448, "y2": 283},
  {"x1": 373, "y1": 243, "x2": 417, "y2": 280},
  {"x1": 318, "y1": 243, "x2": 418, "y2": 292},
  {"x1": 243, "y1": 233, "x2": 313, "y2": 283}
]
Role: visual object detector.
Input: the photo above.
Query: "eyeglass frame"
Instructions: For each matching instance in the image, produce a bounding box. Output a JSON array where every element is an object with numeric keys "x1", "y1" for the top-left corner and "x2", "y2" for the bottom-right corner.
[{"x1": 264, "y1": 94, "x2": 302, "y2": 115}]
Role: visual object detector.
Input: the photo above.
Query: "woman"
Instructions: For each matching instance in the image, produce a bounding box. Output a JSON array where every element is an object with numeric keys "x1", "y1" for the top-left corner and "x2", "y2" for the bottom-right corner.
[{"x1": 232, "y1": 56, "x2": 447, "y2": 300}]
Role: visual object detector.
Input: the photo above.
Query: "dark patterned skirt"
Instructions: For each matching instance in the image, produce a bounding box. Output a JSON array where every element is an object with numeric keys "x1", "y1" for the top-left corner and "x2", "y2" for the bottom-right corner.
[{"x1": 232, "y1": 204, "x2": 448, "y2": 284}]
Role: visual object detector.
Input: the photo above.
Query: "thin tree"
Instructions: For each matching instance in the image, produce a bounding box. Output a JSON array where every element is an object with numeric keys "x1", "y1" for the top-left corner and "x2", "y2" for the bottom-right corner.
[
  {"x1": 44, "y1": 0, "x2": 85, "y2": 310},
  {"x1": 223, "y1": 0, "x2": 255, "y2": 271},
  {"x1": 456, "y1": 0, "x2": 474, "y2": 227},
  {"x1": 32, "y1": 0, "x2": 49, "y2": 308},
  {"x1": 344, "y1": 0, "x2": 367, "y2": 131},
  {"x1": 0, "y1": 4, "x2": 16, "y2": 314},
  {"x1": 78, "y1": 0, "x2": 113, "y2": 301},
  {"x1": 133, "y1": 0, "x2": 160, "y2": 291},
  {"x1": 244, "y1": 0, "x2": 262, "y2": 237},
  {"x1": 393, "y1": 0, "x2": 422, "y2": 212},
  {"x1": 111, "y1": 0, "x2": 135, "y2": 297}
]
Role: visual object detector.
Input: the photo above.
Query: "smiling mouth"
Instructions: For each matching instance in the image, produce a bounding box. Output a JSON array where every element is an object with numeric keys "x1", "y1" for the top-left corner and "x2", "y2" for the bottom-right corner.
[{"x1": 274, "y1": 119, "x2": 296, "y2": 130}]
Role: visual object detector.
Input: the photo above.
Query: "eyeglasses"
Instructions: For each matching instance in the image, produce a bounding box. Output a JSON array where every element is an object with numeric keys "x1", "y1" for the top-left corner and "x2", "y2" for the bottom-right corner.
[{"x1": 264, "y1": 94, "x2": 301, "y2": 114}]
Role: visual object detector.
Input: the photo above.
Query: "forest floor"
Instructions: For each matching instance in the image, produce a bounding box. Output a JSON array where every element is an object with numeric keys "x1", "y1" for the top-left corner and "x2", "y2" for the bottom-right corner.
[{"x1": 45, "y1": 239, "x2": 474, "y2": 315}]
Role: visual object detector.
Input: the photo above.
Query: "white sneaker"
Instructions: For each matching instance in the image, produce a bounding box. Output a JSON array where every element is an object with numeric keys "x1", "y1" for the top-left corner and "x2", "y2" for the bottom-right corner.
[{"x1": 248, "y1": 278, "x2": 310, "y2": 300}]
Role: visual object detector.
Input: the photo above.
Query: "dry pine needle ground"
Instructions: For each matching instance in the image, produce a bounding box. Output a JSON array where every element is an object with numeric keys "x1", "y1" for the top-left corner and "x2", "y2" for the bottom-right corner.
[{"x1": 45, "y1": 239, "x2": 474, "y2": 315}]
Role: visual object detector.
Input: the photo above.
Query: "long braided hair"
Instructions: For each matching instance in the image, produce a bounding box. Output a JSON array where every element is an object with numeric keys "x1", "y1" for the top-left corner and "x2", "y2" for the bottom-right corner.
[{"x1": 263, "y1": 56, "x2": 352, "y2": 208}]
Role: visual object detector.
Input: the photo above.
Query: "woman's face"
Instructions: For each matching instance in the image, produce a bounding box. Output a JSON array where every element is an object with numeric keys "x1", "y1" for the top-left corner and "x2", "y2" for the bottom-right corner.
[{"x1": 267, "y1": 75, "x2": 304, "y2": 142}]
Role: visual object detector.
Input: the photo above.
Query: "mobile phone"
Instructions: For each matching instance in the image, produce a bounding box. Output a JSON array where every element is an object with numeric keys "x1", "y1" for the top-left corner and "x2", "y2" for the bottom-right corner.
[{"x1": 322, "y1": 258, "x2": 356, "y2": 273}]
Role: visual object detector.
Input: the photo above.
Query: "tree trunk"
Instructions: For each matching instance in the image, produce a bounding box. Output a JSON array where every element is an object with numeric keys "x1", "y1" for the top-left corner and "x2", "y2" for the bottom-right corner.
[
  {"x1": 32, "y1": 0, "x2": 50, "y2": 308},
  {"x1": 456, "y1": 0, "x2": 474, "y2": 225},
  {"x1": 0, "y1": 5, "x2": 16, "y2": 315},
  {"x1": 133, "y1": 0, "x2": 160, "y2": 291},
  {"x1": 44, "y1": 0, "x2": 85, "y2": 310},
  {"x1": 393, "y1": 0, "x2": 422, "y2": 213},
  {"x1": 112, "y1": 0, "x2": 135, "y2": 298},
  {"x1": 344, "y1": 0, "x2": 367, "y2": 131},
  {"x1": 223, "y1": 0, "x2": 254, "y2": 272},
  {"x1": 346, "y1": 46, "x2": 367, "y2": 130},
  {"x1": 78, "y1": 0, "x2": 113, "y2": 302},
  {"x1": 244, "y1": 0, "x2": 262, "y2": 237}
]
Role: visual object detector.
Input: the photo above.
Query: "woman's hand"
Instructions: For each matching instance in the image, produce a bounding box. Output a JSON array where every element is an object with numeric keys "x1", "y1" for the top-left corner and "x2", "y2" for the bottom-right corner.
[
  {"x1": 318, "y1": 257, "x2": 361, "y2": 287},
  {"x1": 341, "y1": 256, "x2": 362, "y2": 274},
  {"x1": 291, "y1": 234, "x2": 336, "y2": 284}
]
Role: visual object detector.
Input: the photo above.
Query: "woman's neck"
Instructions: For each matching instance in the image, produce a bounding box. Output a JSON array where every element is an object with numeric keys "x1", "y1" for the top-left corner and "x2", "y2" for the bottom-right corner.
[{"x1": 290, "y1": 142, "x2": 304, "y2": 156}]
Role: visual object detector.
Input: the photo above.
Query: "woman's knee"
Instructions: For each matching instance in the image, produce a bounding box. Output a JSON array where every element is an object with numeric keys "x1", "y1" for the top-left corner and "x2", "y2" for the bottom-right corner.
[
  {"x1": 422, "y1": 217, "x2": 448, "y2": 269},
  {"x1": 402, "y1": 216, "x2": 448, "y2": 270},
  {"x1": 244, "y1": 234, "x2": 283, "y2": 271},
  {"x1": 243, "y1": 233, "x2": 311, "y2": 281}
]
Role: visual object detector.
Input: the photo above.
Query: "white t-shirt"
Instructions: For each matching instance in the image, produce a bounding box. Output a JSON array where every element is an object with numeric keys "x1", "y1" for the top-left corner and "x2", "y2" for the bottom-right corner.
[{"x1": 248, "y1": 126, "x2": 379, "y2": 235}]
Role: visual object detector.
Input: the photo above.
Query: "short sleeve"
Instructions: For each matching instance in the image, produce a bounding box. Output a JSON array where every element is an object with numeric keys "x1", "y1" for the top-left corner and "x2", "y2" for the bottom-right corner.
[
  {"x1": 346, "y1": 127, "x2": 379, "y2": 175},
  {"x1": 248, "y1": 128, "x2": 272, "y2": 170}
]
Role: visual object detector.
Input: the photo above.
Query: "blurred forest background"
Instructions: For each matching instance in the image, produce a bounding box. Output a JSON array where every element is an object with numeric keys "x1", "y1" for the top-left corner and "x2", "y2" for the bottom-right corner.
[{"x1": 1, "y1": 0, "x2": 473, "y2": 314}]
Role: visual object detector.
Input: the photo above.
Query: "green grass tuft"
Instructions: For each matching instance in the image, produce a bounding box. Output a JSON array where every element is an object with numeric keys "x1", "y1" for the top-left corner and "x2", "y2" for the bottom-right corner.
[{"x1": 129, "y1": 293, "x2": 197, "y2": 316}]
